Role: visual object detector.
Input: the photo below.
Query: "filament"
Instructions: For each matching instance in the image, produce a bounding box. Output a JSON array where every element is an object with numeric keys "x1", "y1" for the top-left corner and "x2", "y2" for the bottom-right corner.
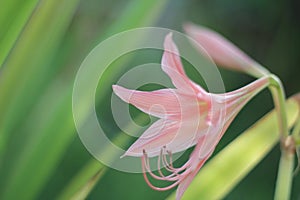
[{"x1": 141, "y1": 148, "x2": 192, "y2": 191}]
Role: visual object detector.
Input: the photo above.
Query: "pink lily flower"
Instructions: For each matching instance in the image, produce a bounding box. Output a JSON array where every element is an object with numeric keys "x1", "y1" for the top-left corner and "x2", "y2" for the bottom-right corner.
[
  {"x1": 184, "y1": 22, "x2": 269, "y2": 78},
  {"x1": 113, "y1": 33, "x2": 270, "y2": 200}
]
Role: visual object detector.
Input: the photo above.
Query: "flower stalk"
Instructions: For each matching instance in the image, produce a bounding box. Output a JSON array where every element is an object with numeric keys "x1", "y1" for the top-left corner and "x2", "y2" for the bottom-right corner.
[
  {"x1": 274, "y1": 136, "x2": 295, "y2": 200},
  {"x1": 274, "y1": 94, "x2": 300, "y2": 200},
  {"x1": 270, "y1": 77, "x2": 294, "y2": 200},
  {"x1": 268, "y1": 75, "x2": 289, "y2": 138}
]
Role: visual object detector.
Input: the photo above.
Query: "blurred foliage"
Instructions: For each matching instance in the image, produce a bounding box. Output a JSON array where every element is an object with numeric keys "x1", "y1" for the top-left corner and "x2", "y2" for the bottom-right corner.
[{"x1": 0, "y1": 0, "x2": 299, "y2": 199}]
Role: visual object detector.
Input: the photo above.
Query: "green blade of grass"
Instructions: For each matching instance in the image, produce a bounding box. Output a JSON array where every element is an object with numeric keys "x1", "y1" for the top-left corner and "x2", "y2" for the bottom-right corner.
[
  {"x1": 58, "y1": 159, "x2": 105, "y2": 200},
  {"x1": 100, "y1": 0, "x2": 169, "y2": 39},
  {"x1": 166, "y1": 99, "x2": 299, "y2": 200},
  {"x1": 0, "y1": 0, "x2": 169, "y2": 199},
  {"x1": 0, "y1": 0, "x2": 40, "y2": 66},
  {"x1": 70, "y1": 167, "x2": 107, "y2": 200},
  {"x1": 0, "y1": 0, "x2": 80, "y2": 157},
  {"x1": 0, "y1": 0, "x2": 80, "y2": 197},
  {"x1": 57, "y1": 130, "x2": 134, "y2": 199},
  {"x1": 1, "y1": 85, "x2": 76, "y2": 200},
  {"x1": 0, "y1": 0, "x2": 23, "y2": 38}
]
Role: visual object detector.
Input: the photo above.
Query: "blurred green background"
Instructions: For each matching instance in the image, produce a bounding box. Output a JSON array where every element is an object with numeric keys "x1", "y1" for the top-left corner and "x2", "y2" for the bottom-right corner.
[{"x1": 0, "y1": 0, "x2": 299, "y2": 199}]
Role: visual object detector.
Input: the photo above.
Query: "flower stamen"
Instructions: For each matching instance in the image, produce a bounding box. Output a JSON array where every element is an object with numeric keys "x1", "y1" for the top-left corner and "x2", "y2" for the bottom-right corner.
[{"x1": 141, "y1": 149, "x2": 181, "y2": 190}]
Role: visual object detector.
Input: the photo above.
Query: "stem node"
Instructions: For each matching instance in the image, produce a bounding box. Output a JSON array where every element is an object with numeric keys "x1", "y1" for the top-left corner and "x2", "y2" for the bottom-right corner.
[{"x1": 281, "y1": 136, "x2": 296, "y2": 155}]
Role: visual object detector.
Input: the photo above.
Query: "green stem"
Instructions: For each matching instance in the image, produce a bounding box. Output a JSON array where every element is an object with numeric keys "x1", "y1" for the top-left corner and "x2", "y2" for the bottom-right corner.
[
  {"x1": 274, "y1": 148, "x2": 294, "y2": 200},
  {"x1": 267, "y1": 75, "x2": 294, "y2": 200},
  {"x1": 268, "y1": 75, "x2": 289, "y2": 138},
  {"x1": 249, "y1": 67, "x2": 288, "y2": 138}
]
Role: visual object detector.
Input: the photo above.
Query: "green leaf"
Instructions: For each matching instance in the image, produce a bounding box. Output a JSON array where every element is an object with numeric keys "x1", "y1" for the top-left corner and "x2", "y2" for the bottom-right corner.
[
  {"x1": 1, "y1": 85, "x2": 76, "y2": 200},
  {"x1": 0, "y1": 0, "x2": 40, "y2": 66},
  {"x1": 100, "y1": 0, "x2": 169, "y2": 39},
  {"x1": 70, "y1": 165, "x2": 107, "y2": 200},
  {"x1": 0, "y1": 0, "x2": 81, "y2": 156},
  {"x1": 57, "y1": 159, "x2": 105, "y2": 200},
  {"x1": 166, "y1": 99, "x2": 299, "y2": 200},
  {"x1": 0, "y1": 0, "x2": 169, "y2": 199}
]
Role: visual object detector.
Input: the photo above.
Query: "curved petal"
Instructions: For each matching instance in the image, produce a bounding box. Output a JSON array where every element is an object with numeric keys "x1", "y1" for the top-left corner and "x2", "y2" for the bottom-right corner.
[
  {"x1": 123, "y1": 118, "x2": 209, "y2": 157},
  {"x1": 184, "y1": 23, "x2": 269, "y2": 77},
  {"x1": 197, "y1": 116, "x2": 227, "y2": 159},
  {"x1": 221, "y1": 76, "x2": 269, "y2": 115},
  {"x1": 176, "y1": 137, "x2": 210, "y2": 200},
  {"x1": 162, "y1": 33, "x2": 207, "y2": 95},
  {"x1": 113, "y1": 85, "x2": 206, "y2": 121},
  {"x1": 195, "y1": 76, "x2": 270, "y2": 158},
  {"x1": 113, "y1": 85, "x2": 181, "y2": 119},
  {"x1": 162, "y1": 33, "x2": 187, "y2": 83},
  {"x1": 176, "y1": 159, "x2": 206, "y2": 200},
  {"x1": 123, "y1": 119, "x2": 179, "y2": 157}
]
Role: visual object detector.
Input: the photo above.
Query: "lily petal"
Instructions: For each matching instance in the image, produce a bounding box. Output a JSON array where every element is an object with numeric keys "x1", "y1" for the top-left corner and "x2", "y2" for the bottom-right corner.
[
  {"x1": 162, "y1": 33, "x2": 207, "y2": 96},
  {"x1": 197, "y1": 76, "x2": 270, "y2": 158},
  {"x1": 123, "y1": 118, "x2": 209, "y2": 157},
  {"x1": 222, "y1": 76, "x2": 270, "y2": 115},
  {"x1": 176, "y1": 136, "x2": 210, "y2": 200},
  {"x1": 184, "y1": 23, "x2": 269, "y2": 77},
  {"x1": 162, "y1": 33, "x2": 188, "y2": 88},
  {"x1": 113, "y1": 85, "x2": 182, "y2": 119},
  {"x1": 123, "y1": 119, "x2": 178, "y2": 157},
  {"x1": 113, "y1": 85, "x2": 206, "y2": 121}
]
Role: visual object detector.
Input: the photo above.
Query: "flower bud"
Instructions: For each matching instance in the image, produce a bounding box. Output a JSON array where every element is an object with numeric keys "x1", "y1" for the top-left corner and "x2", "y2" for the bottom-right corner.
[{"x1": 184, "y1": 22, "x2": 270, "y2": 78}]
